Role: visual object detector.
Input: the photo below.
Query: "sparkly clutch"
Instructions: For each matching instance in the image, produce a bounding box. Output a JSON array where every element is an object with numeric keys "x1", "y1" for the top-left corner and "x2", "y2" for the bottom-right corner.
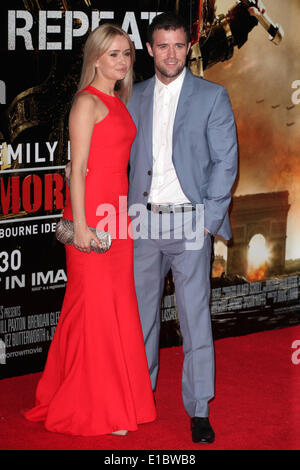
[{"x1": 56, "y1": 218, "x2": 112, "y2": 253}]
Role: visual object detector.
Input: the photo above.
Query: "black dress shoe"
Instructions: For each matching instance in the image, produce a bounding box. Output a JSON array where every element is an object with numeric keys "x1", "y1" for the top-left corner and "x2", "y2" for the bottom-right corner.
[{"x1": 191, "y1": 417, "x2": 215, "y2": 444}]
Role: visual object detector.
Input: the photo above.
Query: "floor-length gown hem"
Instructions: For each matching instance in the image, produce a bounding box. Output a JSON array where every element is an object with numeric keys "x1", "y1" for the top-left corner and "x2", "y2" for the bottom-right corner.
[{"x1": 39, "y1": 416, "x2": 156, "y2": 437}]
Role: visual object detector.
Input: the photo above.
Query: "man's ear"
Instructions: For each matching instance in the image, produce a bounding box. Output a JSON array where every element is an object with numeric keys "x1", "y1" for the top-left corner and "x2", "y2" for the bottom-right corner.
[
  {"x1": 146, "y1": 42, "x2": 154, "y2": 57},
  {"x1": 187, "y1": 42, "x2": 191, "y2": 55}
]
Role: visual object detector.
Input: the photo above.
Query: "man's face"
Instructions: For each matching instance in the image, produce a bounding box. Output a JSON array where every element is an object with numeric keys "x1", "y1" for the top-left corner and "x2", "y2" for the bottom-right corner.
[{"x1": 146, "y1": 27, "x2": 191, "y2": 84}]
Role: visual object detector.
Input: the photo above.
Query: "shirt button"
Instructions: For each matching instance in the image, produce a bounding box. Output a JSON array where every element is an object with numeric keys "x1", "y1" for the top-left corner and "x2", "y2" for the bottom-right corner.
[
  {"x1": 143, "y1": 192, "x2": 148, "y2": 197},
  {"x1": 148, "y1": 170, "x2": 152, "y2": 175}
]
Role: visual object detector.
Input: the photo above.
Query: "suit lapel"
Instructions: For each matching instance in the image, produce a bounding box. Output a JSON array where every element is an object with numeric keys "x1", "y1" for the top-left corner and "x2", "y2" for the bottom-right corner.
[
  {"x1": 173, "y1": 69, "x2": 195, "y2": 150},
  {"x1": 140, "y1": 76, "x2": 155, "y2": 167}
]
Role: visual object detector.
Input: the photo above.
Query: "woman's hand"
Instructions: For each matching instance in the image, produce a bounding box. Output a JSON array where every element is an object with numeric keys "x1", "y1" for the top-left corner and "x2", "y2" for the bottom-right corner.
[{"x1": 73, "y1": 225, "x2": 102, "y2": 253}]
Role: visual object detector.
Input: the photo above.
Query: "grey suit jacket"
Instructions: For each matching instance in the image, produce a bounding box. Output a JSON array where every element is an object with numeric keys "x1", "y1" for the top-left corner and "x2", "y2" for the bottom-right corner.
[{"x1": 127, "y1": 68, "x2": 238, "y2": 240}]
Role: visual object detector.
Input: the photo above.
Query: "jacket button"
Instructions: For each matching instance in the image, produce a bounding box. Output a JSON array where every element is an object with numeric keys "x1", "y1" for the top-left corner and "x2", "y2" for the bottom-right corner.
[
  {"x1": 143, "y1": 192, "x2": 148, "y2": 197},
  {"x1": 148, "y1": 170, "x2": 152, "y2": 175}
]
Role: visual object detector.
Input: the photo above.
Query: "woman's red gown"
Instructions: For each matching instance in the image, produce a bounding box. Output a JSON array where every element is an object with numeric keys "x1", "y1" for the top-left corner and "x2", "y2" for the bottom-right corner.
[{"x1": 24, "y1": 86, "x2": 156, "y2": 436}]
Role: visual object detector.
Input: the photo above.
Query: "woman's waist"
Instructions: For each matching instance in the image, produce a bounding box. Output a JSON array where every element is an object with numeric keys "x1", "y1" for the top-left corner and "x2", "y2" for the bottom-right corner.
[
  {"x1": 63, "y1": 198, "x2": 130, "y2": 225},
  {"x1": 64, "y1": 192, "x2": 129, "y2": 212},
  {"x1": 86, "y1": 166, "x2": 128, "y2": 174},
  {"x1": 85, "y1": 170, "x2": 128, "y2": 188}
]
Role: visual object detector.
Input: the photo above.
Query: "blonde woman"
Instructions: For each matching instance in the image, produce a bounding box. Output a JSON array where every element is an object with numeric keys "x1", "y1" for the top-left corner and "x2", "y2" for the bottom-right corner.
[{"x1": 24, "y1": 24, "x2": 156, "y2": 437}]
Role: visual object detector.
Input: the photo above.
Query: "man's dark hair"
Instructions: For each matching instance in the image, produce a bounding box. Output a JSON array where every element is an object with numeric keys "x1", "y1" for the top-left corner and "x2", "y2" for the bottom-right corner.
[{"x1": 147, "y1": 12, "x2": 191, "y2": 46}]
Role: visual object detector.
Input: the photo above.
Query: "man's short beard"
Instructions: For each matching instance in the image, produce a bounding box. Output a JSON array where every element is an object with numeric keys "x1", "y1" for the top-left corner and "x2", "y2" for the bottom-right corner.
[{"x1": 156, "y1": 62, "x2": 185, "y2": 79}]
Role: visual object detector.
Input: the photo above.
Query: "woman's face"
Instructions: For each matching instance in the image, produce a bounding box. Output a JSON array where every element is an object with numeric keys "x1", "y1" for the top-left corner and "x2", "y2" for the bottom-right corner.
[{"x1": 95, "y1": 35, "x2": 132, "y2": 82}]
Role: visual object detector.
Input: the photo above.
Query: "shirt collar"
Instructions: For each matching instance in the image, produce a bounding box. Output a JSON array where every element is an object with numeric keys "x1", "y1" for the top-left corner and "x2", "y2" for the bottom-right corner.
[{"x1": 155, "y1": 67, "x2": 186, "y2": 96}]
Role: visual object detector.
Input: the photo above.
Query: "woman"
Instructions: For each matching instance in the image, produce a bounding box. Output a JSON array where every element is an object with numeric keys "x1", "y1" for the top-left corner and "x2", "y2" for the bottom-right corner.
[{"x1": 24, "y1": 24, "x2": 156, "y2": 436}]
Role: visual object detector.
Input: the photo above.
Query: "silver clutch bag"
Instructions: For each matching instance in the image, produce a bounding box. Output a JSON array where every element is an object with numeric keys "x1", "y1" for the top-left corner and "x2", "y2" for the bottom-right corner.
[{"x1": 56, "y1": 218, "x2": 112, "y2": 253}]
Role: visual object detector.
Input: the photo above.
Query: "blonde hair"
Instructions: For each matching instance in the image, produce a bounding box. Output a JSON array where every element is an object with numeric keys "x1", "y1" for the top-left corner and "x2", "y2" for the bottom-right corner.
[{"x1": 77, "y1": 23, "x2": 135, "y2": 104}]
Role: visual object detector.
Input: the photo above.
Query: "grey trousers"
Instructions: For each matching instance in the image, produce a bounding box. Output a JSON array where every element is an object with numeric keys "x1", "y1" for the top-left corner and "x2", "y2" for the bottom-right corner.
[{"x1": 133, "y1": 210, "x2": 215, "y2": 418}]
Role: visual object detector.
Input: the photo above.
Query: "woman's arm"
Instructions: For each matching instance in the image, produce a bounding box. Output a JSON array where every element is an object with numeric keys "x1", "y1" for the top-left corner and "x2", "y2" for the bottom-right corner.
[{"x1": 68, "y1": 93, "x2": 107, "y2": 252}]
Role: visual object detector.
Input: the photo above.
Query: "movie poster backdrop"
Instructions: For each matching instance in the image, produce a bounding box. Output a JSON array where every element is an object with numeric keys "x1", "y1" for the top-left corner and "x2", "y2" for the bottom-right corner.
[{"x1": 0, "y1": 0, "x2": 299, "y2": 378}]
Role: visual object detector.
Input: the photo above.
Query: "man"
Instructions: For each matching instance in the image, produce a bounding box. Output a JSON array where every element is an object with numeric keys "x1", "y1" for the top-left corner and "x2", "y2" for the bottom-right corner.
[{"x1": 127, "y1": 12, "x2": 238, "y2": 444}]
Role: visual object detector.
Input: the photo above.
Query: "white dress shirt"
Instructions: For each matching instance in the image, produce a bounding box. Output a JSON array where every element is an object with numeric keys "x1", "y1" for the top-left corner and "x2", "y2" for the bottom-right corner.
[{"x1": 149, "y1": 68, "x2": 191, "y2": 205}]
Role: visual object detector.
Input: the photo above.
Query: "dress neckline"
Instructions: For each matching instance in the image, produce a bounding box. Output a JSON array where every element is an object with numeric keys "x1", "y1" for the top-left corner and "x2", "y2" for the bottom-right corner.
[{"x1": 87, "y1": 85, "x2": 117, "y2": 99}]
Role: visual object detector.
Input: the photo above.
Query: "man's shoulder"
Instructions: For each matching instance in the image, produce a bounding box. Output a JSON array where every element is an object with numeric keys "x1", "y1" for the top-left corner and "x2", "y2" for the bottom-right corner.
[{"x1": 189, "y1": 71, "x2": 226, "y2": 95}]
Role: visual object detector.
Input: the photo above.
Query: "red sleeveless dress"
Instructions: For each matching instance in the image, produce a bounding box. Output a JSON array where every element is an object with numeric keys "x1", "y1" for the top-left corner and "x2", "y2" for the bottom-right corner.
[{"x1": 24, "y1": 86, "x2": 156, "y2": 436}]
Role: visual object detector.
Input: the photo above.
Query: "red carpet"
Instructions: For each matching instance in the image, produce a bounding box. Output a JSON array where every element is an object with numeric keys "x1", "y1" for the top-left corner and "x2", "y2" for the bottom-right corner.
[{"x1": 1, "y1": 326, "x2": 300, "y2": 450}]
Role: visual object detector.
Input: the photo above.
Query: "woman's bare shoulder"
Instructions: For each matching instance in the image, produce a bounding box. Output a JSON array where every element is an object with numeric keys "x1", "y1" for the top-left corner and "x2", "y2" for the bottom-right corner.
[{"x1": 72, "y1": 91, "x2": 108, "y2": 122}]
